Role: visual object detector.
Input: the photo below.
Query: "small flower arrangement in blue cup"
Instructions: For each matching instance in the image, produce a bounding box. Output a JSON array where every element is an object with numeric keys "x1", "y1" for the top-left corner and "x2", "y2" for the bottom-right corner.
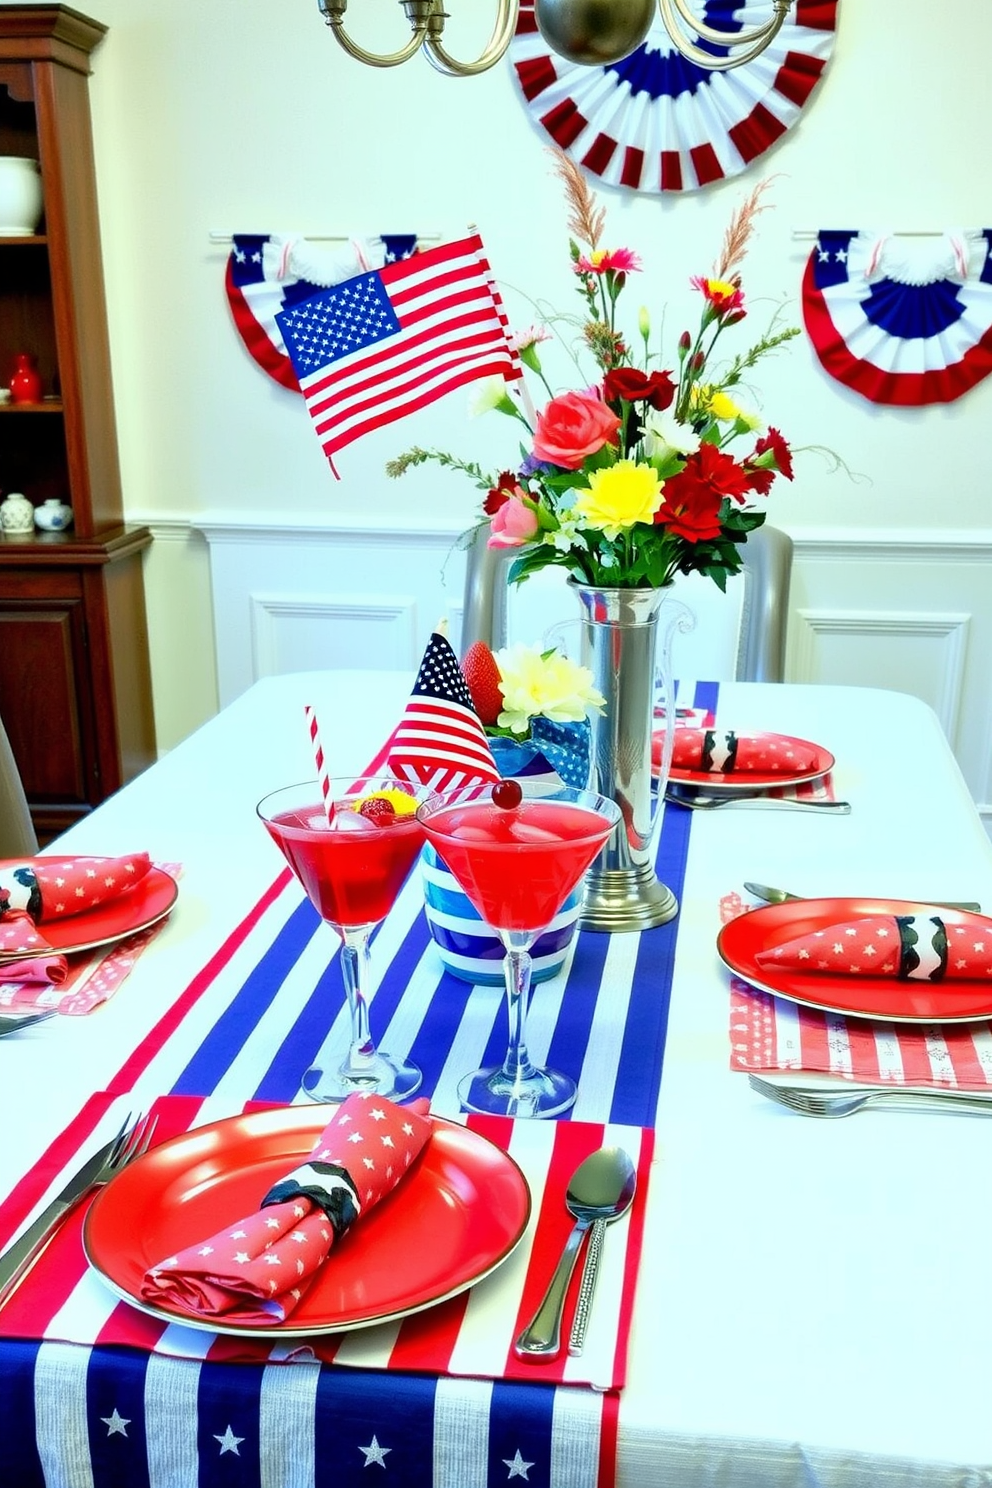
[{"x1": 422, "y1": 642, "x2": 604, "y2": 986}]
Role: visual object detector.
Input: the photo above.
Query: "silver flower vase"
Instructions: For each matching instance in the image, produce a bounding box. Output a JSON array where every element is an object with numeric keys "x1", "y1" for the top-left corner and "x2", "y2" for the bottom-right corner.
[{"x1": 571, "y1": 581, "x2": 684, "y2": 932}]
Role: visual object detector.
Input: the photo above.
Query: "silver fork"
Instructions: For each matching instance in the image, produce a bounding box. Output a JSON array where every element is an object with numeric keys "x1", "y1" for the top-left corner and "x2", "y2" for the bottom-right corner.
[
  {"x1": 0, "y1": 1110, "x2": 157, "y2": 1305},
  {"x1": 665, "y1": 785, "x2": 851, "y2": 813},
  {"x1": 748, "y1": 1073, "x2": 992, "y2": 1119},
  {"x1": 0, "y1": 1010, "x2": 56, "y2": 1038}
]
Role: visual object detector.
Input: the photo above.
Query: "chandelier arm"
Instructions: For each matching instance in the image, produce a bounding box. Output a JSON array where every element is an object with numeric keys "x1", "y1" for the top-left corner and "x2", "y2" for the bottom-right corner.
[
  {"x1": 318, "y1": 0, "x2": 432, "y2": 68},
  {"x1": 661, "y1": 0, "x2": 791, "y2": 49},
  {"x1": 656, "y1": 0, "x2": 790, "y2": 69},
  {"x1": 422, "y1": 0, "x2": 518, "y2": 77}
]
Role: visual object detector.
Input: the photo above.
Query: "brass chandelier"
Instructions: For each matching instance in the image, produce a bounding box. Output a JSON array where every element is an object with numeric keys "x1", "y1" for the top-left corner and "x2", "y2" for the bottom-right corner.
[{"x1": 317, "y1": 0, "x2": 796, "y2": 76}]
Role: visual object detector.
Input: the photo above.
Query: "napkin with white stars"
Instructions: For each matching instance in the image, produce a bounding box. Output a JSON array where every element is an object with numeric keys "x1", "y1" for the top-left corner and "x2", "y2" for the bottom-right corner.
[
  {"x1": 141, "y1": 1093, "x2": 433, "y2": 1324},
  {"x1": 755, "y1": 914, "x2": 992, "y2": 981},
  {"x1": 0, "y1": 853, "x2": 153, "y2": 965},
  {"x1": 653, "y1": 728, "x2": 819, "y2": 775}
]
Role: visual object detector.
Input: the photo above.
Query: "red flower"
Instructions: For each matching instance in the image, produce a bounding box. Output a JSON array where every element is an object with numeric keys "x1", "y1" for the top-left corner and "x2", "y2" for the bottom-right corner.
[
  {"x1": 743, "y1": 427, "x2": 794, "y2": 495},
  {"x1": 574, "y1": 248, "x2": 642, "y2": 275},
  {"x1": 483, "y1": 471, "x2": 523, "y2": 515},
  {"x1": 754, "y1": 427, "x2": 794, "y2": 480},
  {"x1": 532, "y1": 391, "x2": 620, "y2": 470},
  {"x1": 602, "y1": 367, "x2": 676, "y2": 411},
  {"x1": 656, "y1": 443, "x2": 749, "y2": 541},
  {"x1": 690, "y1": 275, "x2": 746, "y2": 321},
  {"x1": 655, "y1": 470, "x2": 724, "y2": 543}
]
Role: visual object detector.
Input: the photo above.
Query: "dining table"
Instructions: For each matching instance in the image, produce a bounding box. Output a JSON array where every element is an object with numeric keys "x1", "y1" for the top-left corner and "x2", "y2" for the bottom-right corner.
[{"x1": 2, "y1": 669, "x2": 992, "y2": 1488}]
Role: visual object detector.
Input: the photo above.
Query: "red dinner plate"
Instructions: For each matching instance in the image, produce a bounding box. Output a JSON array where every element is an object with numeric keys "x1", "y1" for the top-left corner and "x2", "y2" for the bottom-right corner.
[
  {"x1": 0, "y1": 859, "x2": 178, "y2": 958},
  {"x1": 668, "y1": 734, "x2": 834, "y2": 794},
  {"x1": 84, "y1": 1106, "x2": 531, "y2": 1337},
  {"x1": 718, "y1": 897, "x2": 992, "y2": 1022}
]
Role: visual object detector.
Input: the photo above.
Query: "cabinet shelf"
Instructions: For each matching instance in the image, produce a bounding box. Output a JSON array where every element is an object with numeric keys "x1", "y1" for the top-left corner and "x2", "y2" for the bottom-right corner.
[
  {"x1": 0, "y1": 4, "x2": 155, "y2": 842},
  {"x1": 0, "y1": 399, "x2": 62, "y2": 412}
]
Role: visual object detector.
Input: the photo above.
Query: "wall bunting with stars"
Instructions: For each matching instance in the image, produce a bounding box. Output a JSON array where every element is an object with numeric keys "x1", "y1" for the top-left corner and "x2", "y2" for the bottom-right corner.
[
  {"x1": 802, "y1": 229, "x2": 992, "y2": 405},
  {"x1": 508, "y1": 0, "x2": 837, "y2": 194},
  {"x1": 225, "y1": 233, "x2": 421, "y2": 390}
]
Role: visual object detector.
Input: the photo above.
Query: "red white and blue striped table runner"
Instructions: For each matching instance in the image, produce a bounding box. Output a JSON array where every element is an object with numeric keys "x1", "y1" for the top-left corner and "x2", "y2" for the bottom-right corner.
[{"x1": 0, "y1": 681, "x2": 719, "y2": 1488}]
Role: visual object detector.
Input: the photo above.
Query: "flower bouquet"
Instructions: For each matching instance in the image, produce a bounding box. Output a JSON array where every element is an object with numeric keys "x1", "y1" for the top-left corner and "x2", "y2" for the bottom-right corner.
[
  {"x1": 388, "y1": 149, "x2": 798, "y2": 594},
  {"x1": 422, "y1": 641, "x2": 604, "y2": 984}
]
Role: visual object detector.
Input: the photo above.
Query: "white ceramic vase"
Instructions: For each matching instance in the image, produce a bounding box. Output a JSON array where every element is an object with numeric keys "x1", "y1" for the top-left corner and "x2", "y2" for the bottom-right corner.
[
  {"x1": 33, "y1": 498, "x2": 72, "y2": 532},
  {"x1": 0, "y1": 157, "x2": 43, "y2": 236},
  {"x1": 0, "y1": 493, "x2": 35, "y2": 535}
]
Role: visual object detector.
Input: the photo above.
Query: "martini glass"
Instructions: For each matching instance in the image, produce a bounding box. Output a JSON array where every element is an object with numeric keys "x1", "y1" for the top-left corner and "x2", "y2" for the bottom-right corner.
[
  {"x1": 257, "y1": 776, "x2": 433, "y2": 1103},
  {"x1": 418, "y1": 780, "x2": 621, "y2": 1117}
]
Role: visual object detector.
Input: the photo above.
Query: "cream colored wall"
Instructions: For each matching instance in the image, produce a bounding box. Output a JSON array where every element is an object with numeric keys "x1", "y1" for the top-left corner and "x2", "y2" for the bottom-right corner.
[{"x1": 48, "y1": 0, "x2": 992, "y2": 750}]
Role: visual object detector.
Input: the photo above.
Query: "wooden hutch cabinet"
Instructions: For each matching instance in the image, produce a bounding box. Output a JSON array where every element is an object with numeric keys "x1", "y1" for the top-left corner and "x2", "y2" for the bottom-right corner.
[{"x1": 0, "y1": 4, "x2": 155, "y2": 841}]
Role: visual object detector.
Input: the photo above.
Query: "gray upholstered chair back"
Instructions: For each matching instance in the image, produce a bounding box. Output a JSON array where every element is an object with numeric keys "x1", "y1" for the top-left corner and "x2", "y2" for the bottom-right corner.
[
  {"x1": 460, "y1": 523, "x2": 794, "y2": 684},
  {"x1": 0, "y1": 714, "x2": 38, "y2": 858}
]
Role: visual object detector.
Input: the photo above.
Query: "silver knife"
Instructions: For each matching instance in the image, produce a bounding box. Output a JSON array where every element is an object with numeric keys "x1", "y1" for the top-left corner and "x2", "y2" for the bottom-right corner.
[
  {"x1": 744, "y1": 882, "x2": 983, "y2": 913},
  {"x1": 0, "y1": 1115, "x2": 130, "y2": 1303}
]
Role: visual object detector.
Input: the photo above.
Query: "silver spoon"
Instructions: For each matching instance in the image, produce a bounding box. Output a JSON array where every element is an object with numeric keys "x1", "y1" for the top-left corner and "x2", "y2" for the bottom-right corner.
[
  {"x1": 665, "y1": 783, "x2": 851, "y2": 813},
  {"x1": 514, "y1": 1147, "x2": 637, "y2": 1360},
  {"x1": 743, "y1": 881, "x2": 982, "y2": 912},
  {"x1": 568, "y1": 1150, "x2": 636, "y2": 1356}
]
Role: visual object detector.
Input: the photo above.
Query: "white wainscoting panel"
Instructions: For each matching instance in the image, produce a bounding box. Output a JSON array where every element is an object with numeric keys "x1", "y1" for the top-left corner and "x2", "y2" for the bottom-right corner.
[
  {"x1": 249, "y1": 593, "x2": 418, "y2": 680},
  {"x1": 790, "y1": 608, "x2": 970, "y2": 746},
  {"x1": 195, "y1": 517, "x2": 466, "y2": 708},
  {"x1": 191, "y1": 516, "x2": 992, "y2": 839}
]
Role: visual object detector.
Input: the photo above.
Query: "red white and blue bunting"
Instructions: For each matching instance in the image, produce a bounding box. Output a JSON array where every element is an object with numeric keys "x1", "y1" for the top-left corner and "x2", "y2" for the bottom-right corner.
[
  {"x1": 508, "y1": 0, "x2": 837, "y2": 194},
  {"x1": 225, "y1": 234, "x2": 420, "y2": 391},
  {"x1": 802, "y1": 229, "x2": 992, "y2": 405}
]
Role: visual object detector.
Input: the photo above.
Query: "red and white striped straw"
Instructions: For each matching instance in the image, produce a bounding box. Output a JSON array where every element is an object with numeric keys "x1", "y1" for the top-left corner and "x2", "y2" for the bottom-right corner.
[{"x1": 304, "y1": 704, "x2": 335, "y2": 826}]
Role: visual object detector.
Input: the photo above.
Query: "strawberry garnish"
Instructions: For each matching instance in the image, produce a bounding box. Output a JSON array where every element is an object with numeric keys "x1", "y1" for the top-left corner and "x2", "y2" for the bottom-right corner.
[
  {"x1": 461, "y1": 641, "x2": 503, "y2": 727},
  {"x1": 358, "y1": 797, "x2": 396, "y2": 827}
]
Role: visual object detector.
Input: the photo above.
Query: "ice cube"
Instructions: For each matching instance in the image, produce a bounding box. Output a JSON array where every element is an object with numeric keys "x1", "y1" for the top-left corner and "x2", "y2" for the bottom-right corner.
[
  {"x1": 329, "y1": 811, "x2": 370, "y2": 833},
  {"x1": 506, "y1": 821, "x2": 559, "y2": 844}
]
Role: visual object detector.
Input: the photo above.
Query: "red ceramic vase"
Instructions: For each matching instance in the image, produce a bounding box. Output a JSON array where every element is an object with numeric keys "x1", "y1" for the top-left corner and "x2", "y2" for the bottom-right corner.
[{"x1": 9, "y1": 352, "x2": 42, "y2": 404}]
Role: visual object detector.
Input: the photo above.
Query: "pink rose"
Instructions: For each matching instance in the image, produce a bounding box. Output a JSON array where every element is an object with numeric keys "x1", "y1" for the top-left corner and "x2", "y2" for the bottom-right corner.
[
  {"x1": 488, "y1": 495, "x2": 539, "y2": 549},
  {"x1": 532, "y1": 391, "x2": 621, "y2": 471}
]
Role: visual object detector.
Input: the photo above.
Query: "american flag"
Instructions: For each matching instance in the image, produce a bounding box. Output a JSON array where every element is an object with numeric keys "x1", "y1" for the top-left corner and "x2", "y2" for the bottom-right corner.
[
  {"x1": 369, "y1": 631, "x2": 500, "y2": 793},
  {"x1": 274, "y1": 232, "x2": 522, "y2": 466}
]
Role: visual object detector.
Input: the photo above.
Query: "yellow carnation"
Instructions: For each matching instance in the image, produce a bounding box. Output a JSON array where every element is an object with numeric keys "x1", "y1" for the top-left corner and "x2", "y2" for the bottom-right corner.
[
  {"x1": 573, "y1": 460, "x2": 664, "y2": 541},
  {"x1": 707, "y1": 389, "x2": 742, "y2": 421}
]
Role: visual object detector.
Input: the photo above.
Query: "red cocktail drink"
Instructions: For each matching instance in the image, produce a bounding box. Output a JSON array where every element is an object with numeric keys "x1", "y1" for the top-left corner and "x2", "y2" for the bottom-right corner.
[
  {"x1": 419, "y1": 781, "x2": 620, "y2": 1118},
  {"x1": 258, "y1": 778, "x2": 434, "y2": 1104},
  {"x1": 265, "y1": 804, "x2": 425, "y2": 928},
  {"x1": 422, "y1": 798, "x2": 611, "y2": 932}
]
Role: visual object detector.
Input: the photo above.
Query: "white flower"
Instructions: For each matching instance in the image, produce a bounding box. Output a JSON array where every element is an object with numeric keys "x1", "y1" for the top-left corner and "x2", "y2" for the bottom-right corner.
[
  {"x1": 494, "y1": 644, "x2": 606, "y2": 735},
  {"x1": 509, "y1": 323, "x2": 551, "y2": 353},
  {"x1": 640, "y1": 410, "x2": 701, "y2": 461},
  {"x1": 470, "y1": 377, "x2": 515, "y2": 416},
  {"x1": 543, "y1": 509, "x2": 582, "y2": 553}
]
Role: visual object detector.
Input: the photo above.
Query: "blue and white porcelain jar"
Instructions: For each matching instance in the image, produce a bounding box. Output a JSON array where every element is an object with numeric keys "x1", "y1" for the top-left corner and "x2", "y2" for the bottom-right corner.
[{"x1": 421, "y1": 720, "x2": 590, "y2": 986}]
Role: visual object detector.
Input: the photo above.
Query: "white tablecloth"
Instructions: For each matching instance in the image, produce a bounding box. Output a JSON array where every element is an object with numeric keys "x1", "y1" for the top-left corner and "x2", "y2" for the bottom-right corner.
[{"x1": 4, "y1": 673, "x2": 992, "y2": 1486}]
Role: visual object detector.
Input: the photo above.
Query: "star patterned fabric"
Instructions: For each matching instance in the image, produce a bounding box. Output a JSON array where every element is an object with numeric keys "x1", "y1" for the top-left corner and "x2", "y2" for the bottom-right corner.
[
  {"x1": 653, "y1": 728, "x2": 819, "y2": 776},
  {"x1": 0, "y1": 853, "x2": 152, "y2": 923},
  {"x1": 756, "y1": 915, "x2": 992, "y2": 982},
  {"x1": 142, "y1": 1093, "x2": 433, "y2": 1323},
  {"x1": 0, "y1": 853, "x2": 153, "y2": 973}
]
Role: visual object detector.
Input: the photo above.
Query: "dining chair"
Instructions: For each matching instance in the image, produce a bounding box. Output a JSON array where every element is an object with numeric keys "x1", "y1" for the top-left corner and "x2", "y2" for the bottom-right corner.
[
  {"x1": 0, "y1": 711, "x2": 38, "y2": 858},
  {"x1": 459, "y1": 522, "x2": 794, "y2": 683}
]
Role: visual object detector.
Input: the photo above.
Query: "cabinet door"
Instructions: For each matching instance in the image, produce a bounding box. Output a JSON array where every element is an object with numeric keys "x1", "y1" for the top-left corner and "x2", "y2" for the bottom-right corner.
[{"x1": 0, "y1": 579, "x2": 96, "y2": 818}]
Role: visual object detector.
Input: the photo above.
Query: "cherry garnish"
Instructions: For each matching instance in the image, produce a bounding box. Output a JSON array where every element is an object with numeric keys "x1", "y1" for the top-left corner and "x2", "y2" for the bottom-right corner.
[{"x1": 491, "y1": 778, "x2": 522, "y2": 809}]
